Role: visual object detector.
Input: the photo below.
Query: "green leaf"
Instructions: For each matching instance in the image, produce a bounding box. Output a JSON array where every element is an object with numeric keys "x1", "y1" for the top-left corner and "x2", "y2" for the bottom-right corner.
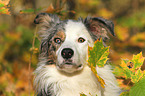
[
  {"x1": 131, "y1": 52, "x2": 144, "y2": 70},
  {"x1": 88, "y1": 39, "x2": 109, "y2": 67},
  {"x1": 20, "y1": 8, "x2": 35, "y2": 14},
  {"x1": 20, "y1": 7, "x2": 43, "y2": 14},
  {"x1": 113, "y1": 66, "x2": 125, "y2": 77},
  {"x1": 119, "y1": 60, "x2": 133, "y2": 79},
  {"x1": 114, "y1": 52, "x2": 145, "y2": 83},
  {"x1": 129, "y1": 76, "x2": 145, "y2": 96},
  {"x1": 80, "y1": 93, "x2": 87, "y2": 96},
  {"x1": 131, "y1": 69, "x2": 143, "y2": 83},
  {"x1": 120, "y1": 91, "x2": 129, "y2": 96},
  {"x1": 88, "y1": 39, "x2": 109, "y2": 88}
]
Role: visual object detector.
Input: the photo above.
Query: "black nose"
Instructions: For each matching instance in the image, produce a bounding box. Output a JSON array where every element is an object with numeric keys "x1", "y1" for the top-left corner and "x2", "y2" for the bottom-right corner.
[{"x1": 61, "y1": 48, "x2": 74, "y2": 59}]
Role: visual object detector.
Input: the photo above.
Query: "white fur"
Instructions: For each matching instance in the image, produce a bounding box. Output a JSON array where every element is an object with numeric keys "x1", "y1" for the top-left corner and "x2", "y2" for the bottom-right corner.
[
  {"x1": 34, "y1": 20, "x2": 121, "y2": 96},
  {"x1": 34, "y1": 64, "x2": 120, "y2": 96},
  {"x1": 56, "y1": 20, "x2": 94, "y2": 73}
]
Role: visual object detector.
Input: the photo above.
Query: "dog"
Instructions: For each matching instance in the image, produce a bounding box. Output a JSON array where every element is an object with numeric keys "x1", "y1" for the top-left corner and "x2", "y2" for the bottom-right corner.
[{"x1": 33, "y1": 13, "x2": 121, "y2": 96}]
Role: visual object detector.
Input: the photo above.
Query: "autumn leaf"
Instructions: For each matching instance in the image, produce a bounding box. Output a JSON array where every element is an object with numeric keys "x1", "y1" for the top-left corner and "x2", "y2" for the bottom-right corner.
[
  {"x1": 88, "y1": 39, "x2": 109, "y2": 88},
  {"x1": 45, "y1": 4, "x2": 57, "y2": 13},
  {"x1": 0, "y1": 0, "x2": 10, "y2": 15},
  {"x1": 44, "y1": 3, "x2": 75, "y2": 16},
  {"x1": 119, "y1": 91, "x2": 129, "y2": 96},
  {"x1": 80, "y1": 93, "x2": 87, "y2": 96},
  {"x1": 88, "y1": 39, "x2": 109, "y2": 67},
  {"x1": 119, "y1": 59, "x2": 133, "y2": 79},
  {"x1": 114, "y1": 52, "x2": 145, "y2": 83},
  {"x1": 114, "y1": 52, "x2": 145, "y2": 96},
  {"x1": 131, "y1": 52, "x2": 145, "y2": 70},
  {"x1": 131, "y1": 69, "x2": 144, "y2": 83},
  {"x1": 80, "y1": 93, "x2": 98, "y2": 96}
]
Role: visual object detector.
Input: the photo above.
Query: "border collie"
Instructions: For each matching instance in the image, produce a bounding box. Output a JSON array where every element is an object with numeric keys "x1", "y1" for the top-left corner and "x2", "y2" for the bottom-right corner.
[{"x1": 33, "y1": 13, "x2": 120, "y2": 96}]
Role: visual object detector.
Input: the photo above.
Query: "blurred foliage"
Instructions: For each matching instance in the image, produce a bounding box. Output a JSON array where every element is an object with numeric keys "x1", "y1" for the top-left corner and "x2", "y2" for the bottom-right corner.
[
  {"x1": 0, "y1": 0, "x2": 10, "y2": 15},
  {"x1": 0, "y1": 0, "x2": 145, "y2": 95}
]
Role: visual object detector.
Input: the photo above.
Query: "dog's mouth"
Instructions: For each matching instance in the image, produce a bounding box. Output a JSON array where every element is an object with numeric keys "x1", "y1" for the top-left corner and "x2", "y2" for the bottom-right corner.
[{"x1": 56, "y1": 60, "x2": 83, "y2": 73}]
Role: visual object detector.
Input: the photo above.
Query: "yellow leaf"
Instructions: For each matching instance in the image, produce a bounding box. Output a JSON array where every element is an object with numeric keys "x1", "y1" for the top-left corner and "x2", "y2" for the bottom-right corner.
[
  {"x1": 90, "y1": 64, "x2": 105, "y2": 88},
  {"x1": 45, "y1": 4, "x2": 56, "y2": 13},
  {"x1": 45, "y1": 4, "x2": 63, "y2": 14}
]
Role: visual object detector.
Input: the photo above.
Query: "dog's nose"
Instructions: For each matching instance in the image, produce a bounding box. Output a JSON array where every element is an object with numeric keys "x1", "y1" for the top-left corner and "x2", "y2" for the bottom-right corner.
[{"x1": 61, "y1": 48, "x2": 74, "y2": 59}]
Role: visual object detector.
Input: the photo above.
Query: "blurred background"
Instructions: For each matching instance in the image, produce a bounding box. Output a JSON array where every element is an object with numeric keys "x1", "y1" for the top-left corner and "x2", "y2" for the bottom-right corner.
[{"x1": 0, "y1": 0, "x2": 145, "y2": 96}]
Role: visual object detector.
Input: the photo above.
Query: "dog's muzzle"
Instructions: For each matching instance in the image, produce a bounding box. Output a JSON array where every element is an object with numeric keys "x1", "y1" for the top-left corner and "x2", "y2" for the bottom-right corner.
[{"x1": 56, "y1": 48, "x2": 83, "y2": 73}]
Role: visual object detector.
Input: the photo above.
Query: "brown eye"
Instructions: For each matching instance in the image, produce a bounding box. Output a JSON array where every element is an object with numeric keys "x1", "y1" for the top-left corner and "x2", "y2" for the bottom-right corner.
[
  {"x1": 78, "y1": 37, "x2": 85, "y2": 43},
  {"x1": 54, "y1": 38, "x2": 61, "y2": 44}
]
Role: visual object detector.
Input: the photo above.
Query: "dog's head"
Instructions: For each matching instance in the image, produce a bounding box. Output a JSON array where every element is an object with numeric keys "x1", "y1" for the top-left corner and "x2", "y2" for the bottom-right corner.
[{"x1": 34, "y1": 13, "x2": 114, "y2": 74}]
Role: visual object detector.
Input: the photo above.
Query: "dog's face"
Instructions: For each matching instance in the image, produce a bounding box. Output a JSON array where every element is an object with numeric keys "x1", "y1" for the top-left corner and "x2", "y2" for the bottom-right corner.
[
  {"x1": 34, "y1": 13, "x2": 114, "y2": 74},
  {"x1": 56, "y1": 21, "x2": 94, "y2": 73}
]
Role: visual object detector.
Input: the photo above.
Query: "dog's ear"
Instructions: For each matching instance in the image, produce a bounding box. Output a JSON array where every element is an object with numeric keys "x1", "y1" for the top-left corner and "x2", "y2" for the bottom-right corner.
[
  {"x1": 34, "y1": 13, "x2": 60, "y2": 38},
  {"x1": 34, "y1": 13, "x2": 60, "y2": 25},
  {"x1": 34, "y1": 13, "x2": 60, "y2": 36},
  {"x1": 84, "y1": 17, "x2": 114, "y2": 41},
  {"x1": 34, "y1": 13, "x2": 60, "y2": 57}
]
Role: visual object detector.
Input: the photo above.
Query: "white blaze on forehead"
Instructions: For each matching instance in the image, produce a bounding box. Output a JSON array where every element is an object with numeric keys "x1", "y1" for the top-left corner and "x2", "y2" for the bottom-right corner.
[{"x1": 64, "y1": 20, "x2": 94, "y2": 45}]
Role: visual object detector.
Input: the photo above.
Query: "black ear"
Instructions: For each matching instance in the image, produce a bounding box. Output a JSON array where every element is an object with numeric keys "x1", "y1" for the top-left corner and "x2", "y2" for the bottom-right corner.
[{"x1": 84, "y1": 17, "x2": 114, "y2": 41}]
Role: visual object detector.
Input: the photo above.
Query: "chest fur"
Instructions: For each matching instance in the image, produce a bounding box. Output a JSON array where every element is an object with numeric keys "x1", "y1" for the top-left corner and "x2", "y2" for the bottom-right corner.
[{"x1": 35, "y1": 65, "x2": 102, "y2": 96}]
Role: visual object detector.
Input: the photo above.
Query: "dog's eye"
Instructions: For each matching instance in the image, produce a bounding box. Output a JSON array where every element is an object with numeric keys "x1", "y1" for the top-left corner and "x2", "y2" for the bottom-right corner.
[
  {"x1": 78, "y1": 37, "x2": 85, "y2": 43},
  {"x1": 54, "y1": 38, "x2": 61, "y2": 44}
]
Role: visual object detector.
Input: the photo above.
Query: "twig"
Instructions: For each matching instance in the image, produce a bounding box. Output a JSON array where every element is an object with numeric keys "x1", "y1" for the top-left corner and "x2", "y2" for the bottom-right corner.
[{"x1": 28, "y1": 26, "x2": 38, "y2": 96}]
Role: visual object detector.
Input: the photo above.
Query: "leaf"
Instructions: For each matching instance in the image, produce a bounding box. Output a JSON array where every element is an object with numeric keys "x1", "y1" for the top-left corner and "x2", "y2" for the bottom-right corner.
[
  {"x1": 88, "y1": 39, "x2": 109, "y2": 88},
  {"x1": 114, "y1": 52, "x2": 145, "y2": 83},
  {"x1": 20, "y1": 8, "x2": 35, "y2": 14},
  {"x1": 19, "y1": 7, "x2": 43, "y2": 14},
  {"x1": 0, "y1": 0, "x2": 10, "y2": 15},
  {"x1": 119, "y1": 91, "x2": 129, "y2": 96},
  {"x1": 129, "y1": 76, "x2": 145, "y2": 96},
  {"x1": 80, "y1": 93, "x2": 98, "y2": 96},
  {"x1": 45, "y1": 3, "x2": 63, "y2": 15},
  {"x1": 89, "y1": 64, "x2": 105, "y2": 88},
  {"x1": 131, "y1": 69, "x2": 144, "y2": 83},
  {"x1": 120, "y1": 60, "x2": 133, "y2": 79},
  {"x1": 113, "y1": 66, "x2": 125, "y2": 77},
  {"x1": 131, "y1": 52, "x2": 145, "y2": 70},
  {"x1": 88, "y1": 39, "x2": 109, "y2": 67},
  {"x1": 45, "y1": 4, "x2": 56, "y2": 13},
  {"x1": 80, "y1": 93, "x2": 87, "y2": 96}
]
